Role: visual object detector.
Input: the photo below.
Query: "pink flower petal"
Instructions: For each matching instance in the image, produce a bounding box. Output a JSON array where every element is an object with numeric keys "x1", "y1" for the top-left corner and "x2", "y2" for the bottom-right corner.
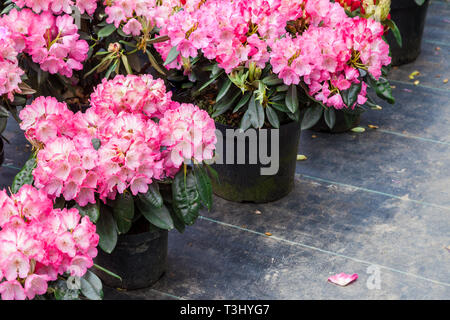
[{"x1": 328, "y1": 273, "x2": 358, "y2": 286}]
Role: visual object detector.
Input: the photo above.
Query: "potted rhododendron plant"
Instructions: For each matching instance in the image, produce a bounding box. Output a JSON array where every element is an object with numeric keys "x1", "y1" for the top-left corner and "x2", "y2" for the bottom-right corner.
[
  {"x1": 139, "y1": 0, "x2": 396, "y2": 202},
  {"x1": 14, "y1": 74, "x2": 217, "y2": 290},
  {"x1": 385, "y1": 0, "x2": 430, "y2": 66}
]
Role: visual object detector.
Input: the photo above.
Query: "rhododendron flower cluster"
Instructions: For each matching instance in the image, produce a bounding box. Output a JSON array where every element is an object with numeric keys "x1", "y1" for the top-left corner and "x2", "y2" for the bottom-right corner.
[
  {"x1": 154, "y1": 0, "x2": 391, "y2": 110},
  {"x1": 89, "y1": 74, "x2": 177, "y2": 119},
  {"x1": 0, "y1": 26, "x2": 24, "y2": 100},
  {"x1": 11, "y1": 0, "x2": 98, "y2": 15},
  {"x1": 19, "y1": 74, "x2": 216, "y2": 206},
  {"x1": 0, "y1": 8, "x2": 89, "y2": 77},
  {"x1": 0, "y1": 185, "x2": 98, "y2": 300}
]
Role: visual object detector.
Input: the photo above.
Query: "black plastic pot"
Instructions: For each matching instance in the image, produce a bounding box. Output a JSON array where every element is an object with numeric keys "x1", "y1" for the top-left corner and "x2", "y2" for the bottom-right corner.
[
  {"x1": 211, "y1": 121, "x2": 301, "y2": 203},
  {"x1": 386, "y1": 0, "x2": 430, "y2": 66},
  {"x1": 94, "y1": 228, "x2": 168, "y2": 290},
  {"x1": 311, "y1": 111, "x2": 361, "y2": 133}
]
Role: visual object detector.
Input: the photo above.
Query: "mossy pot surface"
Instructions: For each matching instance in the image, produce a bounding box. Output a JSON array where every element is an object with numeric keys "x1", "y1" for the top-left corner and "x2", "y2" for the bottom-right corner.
[
  {"x1": 211, "y1": 121, "x2": 301, "y2": 203},
  {"x1": 94, "y1": 228, "x2": 168, "y2": 290},
  {"x1": 386, "y1": 0, "x2": 430, "y2": 66}
]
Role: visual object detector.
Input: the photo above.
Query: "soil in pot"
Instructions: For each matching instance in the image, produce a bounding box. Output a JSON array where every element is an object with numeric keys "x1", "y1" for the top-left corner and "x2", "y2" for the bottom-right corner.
[
  {"x1": 211, "y1": 120, "x2": 301, "y2": 203},
  {"x1": 386, "y1": 0, "x2": 430, "y2": 66},
  {"x1": 94, "y1": 216, "x2": 168, "y2": 290}
]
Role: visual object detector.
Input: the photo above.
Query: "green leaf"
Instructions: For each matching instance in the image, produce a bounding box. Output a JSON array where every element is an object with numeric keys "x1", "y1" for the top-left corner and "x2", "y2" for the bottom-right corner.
[
  {"x1": 233, "y1": 92, "x2": 251, "y2": 113},
  {"x1": 167, "y1": 205, "x2": 185, "y2": 233},
  {"x1": 75, "y1": 201, "x2": 100, "y2": 223},
  {"x1": 138, "y1": 183, "x2": 163, "y2": 208},
  {"x1": 216, "y1": 78, "x2": 233, "y2": 102},
  {"x1": 301, "y1": 104, "x2": 324, "y2": 130},
  {"x1": 112, "y1": 192, "x2": 134, "y2": 234},
  {"x1": 367, "y1": 76, "x2": 395, "y2": 104},
  {"x1": 163, "y1": 46, "x2": 179, "y2": 66},
  {"x1": 323, "y1": 108, "x2": 336, "y2": 129},
  {"x1": 96, "y1": 207, "x2": 118, "y2": 254},
  {"x1": 0, "y1": 105, "x2": 9, "y2": 117},
  {"x1": 11, "y1": 155, "x2": 36, "y2": 193},
  {"x1": 146, "y1": 50, "x2": 166, "y2": 75},
  {"x1": 193, "y1": 165, "x2": 213, "y2": 210},
  {"x1": 97, "y1": 24, "x2": 116, "y2": 38},
  {"x1": 137, "y1": 200, "x2": 174, "y2": 230},
  {"x1": 266, "y1": 106, "x2": 280, "y2": 128},
  {"x1": 172, "y1": 170, "x2": 201, "y2": 226},
  {"x1": 240, "y1": 110, "x2": 252, "y2": 131},
  {"x1": 385, "y1": 19, "x2": 402, "y2": 48},
  {"x1": 117, "y1": 27, "x2": 132, "y2": 38},
  {"x1": 91, "y1": 138, "x2": 101, "y2": 151},
  {"x1": 415, "y1": 0, "x2": 425, "y2": 5},
  {"x1": 211, "y1": 91, "x2": 241, "y2": 118},
  {"x1": 104, "y1": 59, "x2": 118, "y2": 79},
  {"x1": 342, "y1": 82, "x2": 362, "y2": 108},
  {"x1": 276, "y1": 85, "x2": 289, "y2": 92},
  {"x1": 80, "y1": 270, "x2": 103, "y2": 300},
  {"x1": 195, "y1": 70, "x2": 224, "y2": 94},
  {"x1": 121, "y1": 54, "x2": 133, "y2": 75},
  {"x1": 248, "y1": 94, "x2": 265, "y2": 129},
  {"x1": 93, "y1": 263, "x2": 122, "y2": 281},
  {"x1": 285, "y1": 85, "x2": 299, "y2": 113},
  {"x1": 0, "y1": 118, "x2": 7, "y2": 135},
  {"x1": 262, "y1": 74, "x2": 284, "y2": 86}
]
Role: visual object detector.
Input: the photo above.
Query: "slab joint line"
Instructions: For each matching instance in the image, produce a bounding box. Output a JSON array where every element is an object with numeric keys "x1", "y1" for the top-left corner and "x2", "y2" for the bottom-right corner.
[
  {"x1": 199, "y1": 216, "x2": 450, "y2": 288},
  {"x1": 299, "y1": 174, "x2": 450, "y2": 212}
]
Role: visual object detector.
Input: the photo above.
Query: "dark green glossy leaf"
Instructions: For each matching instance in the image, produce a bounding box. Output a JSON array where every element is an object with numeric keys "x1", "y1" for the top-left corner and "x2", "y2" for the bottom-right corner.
[
  {"x1": 212, "y1": 91, "x2": 241, "y2": 118},
  {"x1": 262, "y1": 74, "x2": 284, "y2": 86},
  {"x1": 167, "y1": 205, "x2": 185, "y2": 233},
  {"x1": 138, "y1": 200, "x2": 174, "y2": 230},
  {"x1": 75, "y1": 201, "x2": 100, "y2": 223},
  {"x1": 163, "y1": 46, "x2": 179, "y2": 66},
  {"x1": 301, "y1": 104, "x2": 323, "y2": 130},
  {"x1": 323, "y1": 108, "x2": 336, "y2": 129},
  {"x1": 266, "y1": 106, "x2": 280, "y2": 128},
  {"x1": 80, "y1": 270, "x2": 103, "y2": 300},
  {"x1": 138, "y1": 183, "x2": 163, "y2": 208},
  {"x1": 285, "y1": 85, "x2": 299, "y2": 113},
  {"x1": 233, "y1": 92, "x2": 251, "y2": 113},
  {"x1": 172, "y1": 170, "x2": 200, "y2": 226},
  {"x1": 248, "y1": 94, "x2": 264, "y2": 128},
  {"x1": 96, "y1": 207, "x2": 118, "y2": 254},
  {"x1": 97, "y1": 24, "x2": 116, "y2": 38},
  {"x1": 216, "y1": 78, "x2": 232, "y2": 102},
  {"x1": 11, "y1": 155, "x2": 36, "y2": 193},
  {"x1": 112, "y1": 192, "x2": 134, "y2": 234},
  {"x1": 385, "y1": 19, "x2": 402, "y2": 47},
  {"x1": 240, "y1": 110, "x2": 252, "y2": 131},
  {"x1": 193, "y1": 165, "x2": 213, "y2": 210}
]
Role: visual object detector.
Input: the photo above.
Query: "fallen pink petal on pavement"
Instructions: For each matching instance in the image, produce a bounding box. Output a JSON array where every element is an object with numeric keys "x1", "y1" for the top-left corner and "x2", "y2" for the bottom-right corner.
[{"x1": 328, "y1": 273, "x2": 358, "y2": 286}]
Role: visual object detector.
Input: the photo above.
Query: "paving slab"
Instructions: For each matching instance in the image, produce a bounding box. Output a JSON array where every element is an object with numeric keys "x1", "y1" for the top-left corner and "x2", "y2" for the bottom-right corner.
[{"x1": 0, "y1": 0, "x2": 448, "y2": 301}]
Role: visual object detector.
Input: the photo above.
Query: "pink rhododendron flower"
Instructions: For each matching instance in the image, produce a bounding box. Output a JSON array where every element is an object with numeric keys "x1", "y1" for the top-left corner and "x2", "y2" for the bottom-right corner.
[{"x1": 0, "y1": 185, "x2": 98, "y2": 300}]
